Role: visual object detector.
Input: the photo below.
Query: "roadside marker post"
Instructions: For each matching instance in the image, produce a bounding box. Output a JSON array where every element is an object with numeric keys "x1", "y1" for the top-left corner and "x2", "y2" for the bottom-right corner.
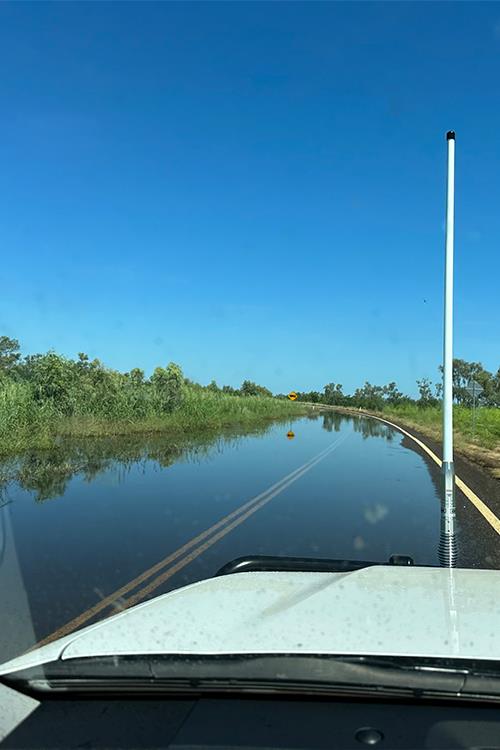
[
  {"x1": 287, "y1": 393, "x2": 297, "y2": 439},
  {"x1": 440, "y1": 131, "x2": 457, "y2": 568}
]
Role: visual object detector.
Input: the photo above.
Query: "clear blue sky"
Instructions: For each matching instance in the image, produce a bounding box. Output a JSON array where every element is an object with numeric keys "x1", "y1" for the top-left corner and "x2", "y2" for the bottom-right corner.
[{"x1": 1, "y1": 2, "x2": 499, "y2": 395}]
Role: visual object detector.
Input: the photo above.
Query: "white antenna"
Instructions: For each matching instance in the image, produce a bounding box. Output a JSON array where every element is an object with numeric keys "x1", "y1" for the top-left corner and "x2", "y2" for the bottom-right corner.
[{"x1": 440, "y1": 130, "x2": 457, "y2": 567}]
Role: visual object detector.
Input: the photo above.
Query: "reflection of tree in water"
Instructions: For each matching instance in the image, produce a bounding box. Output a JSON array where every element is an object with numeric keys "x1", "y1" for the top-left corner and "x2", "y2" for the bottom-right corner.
[
  {"x1": 0, "y1": 457, "x2": 16, "y2": 507},
  {"x1": 313, "y1": 410, "x2": 397, "y2": 441},
  {"x1": 352, "y1": 417, "x2": 395, "y2": 442},
  {"x1": 316, "y1": 411, "x2": 395, "y2": 440},
  {"x1": 321, "y1": 412, "x2": 344, "y2": 433},
  {"x1": 11, "y1": 439, "x2": 188, "y2": 503},
  {"x1": 0, "y1": 423, "x2": 276, "y2": 503}
]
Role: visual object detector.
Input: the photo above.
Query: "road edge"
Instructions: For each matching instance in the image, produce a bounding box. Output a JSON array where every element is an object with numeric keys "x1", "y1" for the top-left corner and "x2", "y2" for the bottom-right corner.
[{"x1": 304, "y1": 404, "x2": 500, "y2": 538}]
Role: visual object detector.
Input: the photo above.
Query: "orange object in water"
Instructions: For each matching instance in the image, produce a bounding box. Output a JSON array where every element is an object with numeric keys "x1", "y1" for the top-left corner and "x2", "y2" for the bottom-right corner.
[{"x1": 286, "y1": 431, "x2": 295, "y2": 440}]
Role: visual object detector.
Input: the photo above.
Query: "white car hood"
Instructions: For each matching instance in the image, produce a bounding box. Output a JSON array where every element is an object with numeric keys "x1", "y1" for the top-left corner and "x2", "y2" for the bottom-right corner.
[{"x1": 1, "y1": 565, "x2": 500, "y2": 675}]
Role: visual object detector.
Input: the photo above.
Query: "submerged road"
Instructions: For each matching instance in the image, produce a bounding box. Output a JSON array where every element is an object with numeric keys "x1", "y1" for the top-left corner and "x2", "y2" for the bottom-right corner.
[{"x1": 1, "y1": 410, "x2": 499, "y2": 661}]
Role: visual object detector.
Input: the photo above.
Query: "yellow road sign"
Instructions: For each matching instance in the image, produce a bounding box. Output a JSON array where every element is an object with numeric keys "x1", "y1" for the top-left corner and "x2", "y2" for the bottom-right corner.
[{"x1": 288, "y1": 391, "x2": 298, "y2": 401}]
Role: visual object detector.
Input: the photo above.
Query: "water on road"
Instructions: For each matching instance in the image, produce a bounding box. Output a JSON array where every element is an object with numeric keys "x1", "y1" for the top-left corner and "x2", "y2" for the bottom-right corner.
[{"x1": 0, "y1": 411, "x2": 459, "y2": 662}]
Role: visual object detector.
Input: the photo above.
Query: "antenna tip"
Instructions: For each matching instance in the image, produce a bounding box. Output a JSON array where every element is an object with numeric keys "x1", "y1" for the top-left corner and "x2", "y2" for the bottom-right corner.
[{"x1": 446, "y1": 130, "x2": 456, "y2": 140}]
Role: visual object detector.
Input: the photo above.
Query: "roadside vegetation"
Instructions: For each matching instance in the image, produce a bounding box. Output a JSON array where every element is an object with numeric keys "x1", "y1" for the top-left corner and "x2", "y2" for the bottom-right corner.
[
  {"x1": 293, "y1": 359, "x2": 500, "y2": 463},
  {"x1": 0, "y1": 336, "x2": 304, "y2": 455},
  {"x1": 2, "y1": 334, "x2": 499, "y2": 471}
]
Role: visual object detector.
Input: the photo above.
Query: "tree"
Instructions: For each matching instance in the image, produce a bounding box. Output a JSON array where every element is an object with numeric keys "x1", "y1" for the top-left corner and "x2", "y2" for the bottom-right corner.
[
  {"x1": 493, "y1": 368, "x2": 500, "y2": 406},
  {"x1": 151, "y1": 362, "x2": 184, "y2": 412},
  {"x1": 383, "y1": 382, "x2": 405, "y2": 405},
  {"x1": 240, "y1": 380, "x2": 273, "y2": 398},
  {"x1": 25, "y1": 352, "x2": 78, "y2": 415},
  {"x1": 0, "y1": 335, "x2": 21, "y2": 374},
  {"x1": 298, "y1": 390, "x2": 321, "y2": 403},
  {"x1": 416, "y1": 378, "x2": 437, "y2": 406},
  {"x1": 439, "y1": 359, "x2": 497, "y2": 406},
  {"x1": 352, "y1": 382, "x2": 385, "y2": 410},
  {"x1": 323, "y1": 382, "x2": 344, "y2": 405},
  {"x1": 129, "y1": 368, "x2": 145, "y2": 387}
]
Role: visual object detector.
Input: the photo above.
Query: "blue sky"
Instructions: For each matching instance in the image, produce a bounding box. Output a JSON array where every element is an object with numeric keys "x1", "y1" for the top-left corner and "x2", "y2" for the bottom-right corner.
[{"x1": 1, "y1": 2, "x2": 499, "y2": 396}]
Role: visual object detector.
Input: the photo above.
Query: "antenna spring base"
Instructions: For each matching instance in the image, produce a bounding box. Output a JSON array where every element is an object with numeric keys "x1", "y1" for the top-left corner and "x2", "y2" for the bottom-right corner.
[{"x1": 439, "y1": 533, "x2": 457, "y2": 568}]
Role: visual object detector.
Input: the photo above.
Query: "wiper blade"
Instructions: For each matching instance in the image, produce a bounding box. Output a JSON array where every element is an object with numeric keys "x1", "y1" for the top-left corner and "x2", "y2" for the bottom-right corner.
[
  {"x1": 216, "y1": 554, "x2": 414, "y2": 576},
  {"x1": 19, "y1": 676, "x2": 462, "y2": 701},
  {"x1": 4, "y1": 654, "x2": 468, "y2": 699}
]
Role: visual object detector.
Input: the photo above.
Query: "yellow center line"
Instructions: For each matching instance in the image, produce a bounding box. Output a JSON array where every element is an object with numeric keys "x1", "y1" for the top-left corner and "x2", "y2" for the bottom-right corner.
[
  {"x1": 32, "y1": 414, "x2": 500, "y2": 653},
  {"x1": 33, "y1": 435, "x2": 348, "y2": 648},
  {"x1": 121, "y1": 434, "x2": 349, "y2": 610}
]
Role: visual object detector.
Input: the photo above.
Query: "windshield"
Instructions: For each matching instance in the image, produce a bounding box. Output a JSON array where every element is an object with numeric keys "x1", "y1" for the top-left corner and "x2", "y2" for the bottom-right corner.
[{"x1": 1, "y1": 1, "x2": 500, "y2": 685}]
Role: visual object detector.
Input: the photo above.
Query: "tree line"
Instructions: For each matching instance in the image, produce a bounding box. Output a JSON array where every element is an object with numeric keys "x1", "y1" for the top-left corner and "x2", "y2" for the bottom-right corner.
[
  {"x1": 282, "y1": 358, "x2": 500, "y2": 411},
  {"x1": 2, "y1": 335, "x2": 499, "y2": 418},
  {"x1": 0, "y1": 335, "x2": 275, "y2": 421}
]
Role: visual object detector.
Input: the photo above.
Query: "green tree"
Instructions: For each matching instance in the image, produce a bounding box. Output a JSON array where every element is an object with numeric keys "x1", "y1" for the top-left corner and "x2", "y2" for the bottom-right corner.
[
  {"x1": 383, "y1": 382, "x2": 405, "y2": 405},
  {"x1": 0, "y1": 335, "x2": 21, "y2": 374},
  {"x1": 151, "y1": 362, "x2": 184, "y2": 413},
  {"x1": 25, "y1": 352, "x2": 78, "y2": 415},
  {"x1": 438, "y1": 359, "x2": 497, "y2": 406},
  {"x1": 129, "y1": 368, "x2": 145, "y2": 387},
  {"x1": 323, "y1": 382, "x2": 344, "y2": 405},
  {"x1": 493, "y1": 368, "x2": 500, "y2": 406},
  {"x1": 416, "y1": 377, "x2": 437, "y2": 406},
  {"x1": 298, "y1": 390, "x2": 321, "y2": 403},
  {"x1": 240, "y1": 380, "x2": 272, "y2": 398},
  {"x1": 352, "y1": 382, "x2": 385, "y2": 410}
]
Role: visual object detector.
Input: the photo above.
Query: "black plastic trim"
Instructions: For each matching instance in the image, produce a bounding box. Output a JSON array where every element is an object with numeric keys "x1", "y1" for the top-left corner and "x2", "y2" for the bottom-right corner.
[{"x1": 215, "y1": 555, "x2": 414, "y2": 577}]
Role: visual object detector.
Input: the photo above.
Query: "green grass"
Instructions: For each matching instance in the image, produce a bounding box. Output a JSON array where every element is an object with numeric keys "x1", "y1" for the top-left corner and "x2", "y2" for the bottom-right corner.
[
  {"x1": 382, "y1": 403, "x2": 500, "y2": 451},
  {"x1": 0, "y1": 382, "x2": 305, "y2": 455}
]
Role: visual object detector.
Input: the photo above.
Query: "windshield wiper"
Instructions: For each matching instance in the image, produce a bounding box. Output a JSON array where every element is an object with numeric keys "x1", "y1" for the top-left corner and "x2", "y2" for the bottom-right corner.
[
  {"x1": 5, "y1": 654, "x2": 484, "y2": 700},
  {"x1": 216, "y1": 554, "x2": 415, "y2": 576}
]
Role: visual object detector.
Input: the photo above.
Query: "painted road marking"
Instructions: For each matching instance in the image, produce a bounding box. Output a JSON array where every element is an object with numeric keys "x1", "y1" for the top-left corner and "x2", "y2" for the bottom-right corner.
[
  {"x1": 32, "y1": 413, "x2": 500, "y2": 651},
  {"x1": 33, "y1": 434, "x2": 350, "y2": 648},
  {"x1": 360, "y1": 412, "x2": 500, "y2": 537},
  {"x1": 122, "y1": 434, "x2": 350, "y2": 609}
]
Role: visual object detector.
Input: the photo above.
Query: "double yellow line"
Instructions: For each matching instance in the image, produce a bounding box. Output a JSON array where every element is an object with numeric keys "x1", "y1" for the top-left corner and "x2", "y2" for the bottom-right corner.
[
  {"x1": 32, "y1": 414, "x2": 500, "y2": 652},
  {"x1": 34, "y1": 434, "x2": 349, "y2": 648}
]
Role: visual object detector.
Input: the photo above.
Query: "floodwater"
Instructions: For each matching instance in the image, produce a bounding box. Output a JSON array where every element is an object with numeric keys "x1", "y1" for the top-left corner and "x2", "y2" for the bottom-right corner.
[{"x1": 0, "y1": 411, "x2": 447, "y2": 662}]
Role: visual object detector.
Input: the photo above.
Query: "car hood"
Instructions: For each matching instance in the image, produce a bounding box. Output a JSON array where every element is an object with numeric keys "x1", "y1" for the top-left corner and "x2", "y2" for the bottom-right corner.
[{"x1": 1, "y1": 565, "x2": 499, "y2": 675}]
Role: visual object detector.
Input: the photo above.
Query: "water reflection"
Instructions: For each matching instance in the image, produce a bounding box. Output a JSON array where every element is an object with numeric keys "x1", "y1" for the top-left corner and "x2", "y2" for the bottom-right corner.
[
  {"x1": 0, "y1": 424, "x2": 276, "y2": 503},
  {"x1": 321, "y1": 411, "x2": 343, "y2": 433},
  {"x1": 352, "y1": 416, "x2": 394, "y2": 441},
  {"x1": 320, "y1": 410, "x2": 394, "y2": 441},
  {"x1": 0, "y1": 412, "x2": 399, "y2": 503}
]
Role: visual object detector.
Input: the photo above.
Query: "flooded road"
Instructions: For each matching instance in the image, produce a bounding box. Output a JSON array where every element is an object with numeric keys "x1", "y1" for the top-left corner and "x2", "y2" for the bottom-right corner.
[{"x1": 0, "y1": 411, "x2": 496, "y2": 662}]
